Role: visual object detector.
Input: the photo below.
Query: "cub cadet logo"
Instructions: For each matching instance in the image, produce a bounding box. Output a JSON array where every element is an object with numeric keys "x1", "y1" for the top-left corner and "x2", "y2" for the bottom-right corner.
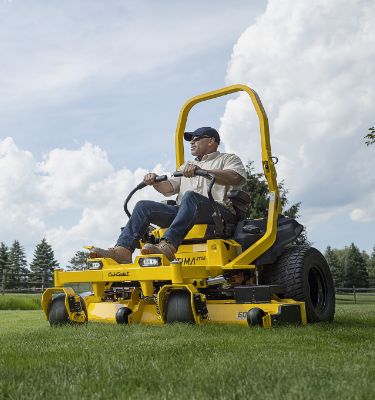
[
  {"x1": 237, "y1": 312, "x2": 248, "y2": 320},
  {"x1": 107, "y1": 271, "x2": 130, "y2": 277},
  {"x1": 177, "y1": 256, "x2": 206, "y2": 266}
]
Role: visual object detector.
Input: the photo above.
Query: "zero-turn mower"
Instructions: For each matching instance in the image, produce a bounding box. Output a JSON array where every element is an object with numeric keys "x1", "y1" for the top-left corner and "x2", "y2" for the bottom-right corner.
[{"x1": 42, "y1": 84, "x2": 335, "y2": 328}]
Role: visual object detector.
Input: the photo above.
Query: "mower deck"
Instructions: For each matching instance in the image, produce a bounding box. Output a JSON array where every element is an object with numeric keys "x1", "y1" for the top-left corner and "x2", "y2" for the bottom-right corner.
[
  {"x1": 42, "y1": 249, "x2": 307, "y2": 329},
  {"x1": 85, "y1": 298, "x2": 306, "y2": 328}
]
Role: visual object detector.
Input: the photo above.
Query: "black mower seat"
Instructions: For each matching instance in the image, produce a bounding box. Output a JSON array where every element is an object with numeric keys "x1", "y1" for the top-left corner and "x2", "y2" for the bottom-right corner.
[{"x1": 234, "y1": 215, "x2": 304, "y2": 265}]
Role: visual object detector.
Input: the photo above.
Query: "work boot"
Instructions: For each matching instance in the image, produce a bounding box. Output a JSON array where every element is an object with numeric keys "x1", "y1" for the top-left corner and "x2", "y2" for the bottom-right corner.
[
  {"x1": 89, "y1": 246, "x2": 132, "y2": 264},
  {"x1": 141, "y1": 240, "x2": 177, "y2": 261}
]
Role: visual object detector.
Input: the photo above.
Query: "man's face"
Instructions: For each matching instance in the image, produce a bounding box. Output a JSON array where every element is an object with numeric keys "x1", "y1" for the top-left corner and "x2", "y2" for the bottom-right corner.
[{"x1": 190, "y1": 135, "x2": 216, "y2": 157}]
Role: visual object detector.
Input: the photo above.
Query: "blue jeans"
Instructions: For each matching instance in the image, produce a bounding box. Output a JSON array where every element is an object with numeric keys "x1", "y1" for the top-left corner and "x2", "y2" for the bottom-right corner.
[{"x1": 116, "y1": 191, "x2": 235, "y2": 251}]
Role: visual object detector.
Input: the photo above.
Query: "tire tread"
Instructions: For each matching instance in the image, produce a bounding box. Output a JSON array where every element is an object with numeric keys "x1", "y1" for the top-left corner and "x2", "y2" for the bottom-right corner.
[{"x1": 262, "y1": 245, "x2": 335, "y2": 322}]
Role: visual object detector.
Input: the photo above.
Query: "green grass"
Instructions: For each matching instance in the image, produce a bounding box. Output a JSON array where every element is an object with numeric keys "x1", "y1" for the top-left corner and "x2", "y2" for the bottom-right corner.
[
  {"x1": 0, "y1": 294, "x2": 41, "y2": 310},
  {"x1": 1, "y1": 303, "x2": 375, "y2": 400}
]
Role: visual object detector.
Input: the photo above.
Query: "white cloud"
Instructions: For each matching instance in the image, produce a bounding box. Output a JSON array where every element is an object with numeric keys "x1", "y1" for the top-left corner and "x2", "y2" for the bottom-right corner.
[
  {"x1": 0, "y1": 1, "x2": 262, "y2": 111},
  {"x1": 0, "y1": 138, "x2": 45, "y2": 244},
  {"x1": 0, "y1": 137, "x2": 168, "y2": 265},
  {"x1": 221, "y1": 0, "x2": 375, "y2": 233},
  {"x1": 350, "y1": 192, "x2": 375, "y2": 223},
  {"x1": 38, "y1": 143, "x2": 114, "y2": 209}
]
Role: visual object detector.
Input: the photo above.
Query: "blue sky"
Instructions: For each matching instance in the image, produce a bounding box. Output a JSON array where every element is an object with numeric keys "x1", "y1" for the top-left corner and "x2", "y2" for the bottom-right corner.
[{"x1": 0, "y1": 0, "x2": 374, "y2": 265}]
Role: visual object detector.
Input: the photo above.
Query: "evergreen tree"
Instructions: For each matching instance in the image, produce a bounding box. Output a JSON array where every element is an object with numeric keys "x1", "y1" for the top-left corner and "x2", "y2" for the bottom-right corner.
[
  {"x1": 29, "y1": 238, "x2": 59, "y2": 287},
  {"x1": 244, "y1": 162, "x2": 309, "y2": 244},
  {"x1": 343, "y1": 243, "x2": 369, "y2": 288},
  {"x1": 7, "y1": 240, "x2": 28, "y2": 288},
  {"x1": 68, "y1": 251, "x2": 88, "y2": 271},
  {"x1": 361, "y1": 250, "x2": 370, "y2": 263},
  {"x1": 362, "y1": 250, "x2": 372, "y2": 287},
  {"x1": 367, "y1": 246, "x2": 375, "y2": 287},
  {"x1": 335, "y1": 247, "x2": 349, "y2": 269},
  {"x1": 325, "y1": 246, "x2": 344, "y2": 287},
  {"x1": 0, "y1": 242, "x2": 9, "y2": 291},
  {"x1": 244, "y1": 162, "x2": 270, "y2": 219},
  {"x1": 0, "y1": 242, "x2": 8, "y2": 271},
  {"x1": 245, "y1": 162, "x2": 301, "y2": 218}
]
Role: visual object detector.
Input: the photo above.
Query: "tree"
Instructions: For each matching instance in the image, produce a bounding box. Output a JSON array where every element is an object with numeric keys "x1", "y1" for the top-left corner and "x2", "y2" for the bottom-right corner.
[
  {"x1": 244, "y1": 161, "x2": 309, "y2": 244},
  {"x1": 343, "y1": 243, "x2": 369, "y2": 288},
  {"x1": 68, "y1": 250, "x2": 88, "y2": 271},
  {"x1": 0, "y1": 242, "x2": 8, "y2": 272},
  {"x1": 0, "y1": 242, "x2": 9, "y2": 291},
  {"x1": 244, "y1": 162, "x2": 301, "y2": 218},
  {"x1": 364, "y1": 126, "x2": 375, "y2": 146},
  {"x1": 367, "y1": 246, "x2": 375, "y2": 287},
  {"x1": 29, "y1": 238, "x2": 59, "y2": 287},
  {"x1": 244, "y1": 162, "x2": 270, "y2": 219},
  {"x1": 325, "y1": 246, "x2": 344, "y2": 287},
  {"x1": 7, "y1": 240, "x2": 28, "y2": 288}
]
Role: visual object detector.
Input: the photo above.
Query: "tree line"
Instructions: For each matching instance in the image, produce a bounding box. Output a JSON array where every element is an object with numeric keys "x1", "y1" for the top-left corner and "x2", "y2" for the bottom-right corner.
[
  {"x1": 325, "y1": 243, "x2": 375, "y2": 288},
  {"x1": 0, "y1": 239, "x2": 58, "y2": 290}
]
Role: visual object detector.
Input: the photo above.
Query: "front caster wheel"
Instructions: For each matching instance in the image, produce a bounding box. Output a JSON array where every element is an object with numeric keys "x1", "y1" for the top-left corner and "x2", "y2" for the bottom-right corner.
[
  {"x1": 166, "y1": 291, "x2": 195, "y2": 323},
  {"x1": 48, "y1": 294, "x2": 69, "y2": 326},
  {"x1": 116, "y1": 307, "x2": 132, "y2": 324},
  {"x1": 247, "y1": 308, "x2": 265, "y2": 327},
  {"x1": 48, "y1": 294, "x2": 87, "y2": 326}
]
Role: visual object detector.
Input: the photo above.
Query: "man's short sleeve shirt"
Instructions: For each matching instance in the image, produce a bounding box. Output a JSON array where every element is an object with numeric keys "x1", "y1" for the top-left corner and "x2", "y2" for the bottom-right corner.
[{"x1": 166, "y1": 151, "x2": 247, "y2": 209}]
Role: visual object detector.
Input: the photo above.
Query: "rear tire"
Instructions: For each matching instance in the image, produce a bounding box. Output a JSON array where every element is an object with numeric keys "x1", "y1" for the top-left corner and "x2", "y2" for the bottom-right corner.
[
  {"x1": 166, "y1": 291, "x2": 195, "y2": 323},
  {"x1": 263, "y1": 245, "x2": 335, "y2": 322}
]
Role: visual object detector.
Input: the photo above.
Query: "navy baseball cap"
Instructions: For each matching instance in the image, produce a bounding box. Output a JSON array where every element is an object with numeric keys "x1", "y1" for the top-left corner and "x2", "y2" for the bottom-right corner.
[{"x1": 184, "y1": 127, "x2": 220, "y2": 144}]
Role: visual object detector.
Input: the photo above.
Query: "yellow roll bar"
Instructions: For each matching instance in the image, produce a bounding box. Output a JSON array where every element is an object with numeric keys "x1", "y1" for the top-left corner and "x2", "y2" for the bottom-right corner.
[{"x1": 174, "y1": 84, "x2": 281, "y2": 267}]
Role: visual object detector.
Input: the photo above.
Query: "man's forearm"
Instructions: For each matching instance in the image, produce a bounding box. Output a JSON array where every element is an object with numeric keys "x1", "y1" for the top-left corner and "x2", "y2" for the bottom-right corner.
[
  {"x1": 153, "y1": 181, "x2": 175, "y2": 195},
  {"x1": 206, "y1": 169, "x2": 245, "y2": 186}
]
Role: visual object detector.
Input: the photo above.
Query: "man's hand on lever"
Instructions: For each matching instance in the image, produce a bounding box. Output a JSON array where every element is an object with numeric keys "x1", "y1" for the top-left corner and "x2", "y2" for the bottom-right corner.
[
  {"x1": 183, "y1": 162, "x2": 202, "y2": 177},
  {"x1": 143, "y1": 173, "x2": 157, "y2": 185},
  {"x1": 144, "y1": 172, "x2": 173, "y2": 195}
]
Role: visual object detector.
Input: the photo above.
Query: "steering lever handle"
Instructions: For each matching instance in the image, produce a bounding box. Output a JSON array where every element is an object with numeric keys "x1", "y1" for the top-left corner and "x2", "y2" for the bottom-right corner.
[
  {"x1": 135, "y1": 174, "x2": 168, "y2": 190},
  {"x1": 173, "y1": 170, "x2": 213, "y2": 179}
]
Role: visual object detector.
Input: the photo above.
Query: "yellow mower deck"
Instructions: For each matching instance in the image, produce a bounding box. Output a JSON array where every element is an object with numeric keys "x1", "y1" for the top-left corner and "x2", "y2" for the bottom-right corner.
[
  {"x1": 42, "y1": 238, "x2": 307, "y2": 328},
  {"x1": 84, "y1": 298, "x2": 306, "y2": 328}
]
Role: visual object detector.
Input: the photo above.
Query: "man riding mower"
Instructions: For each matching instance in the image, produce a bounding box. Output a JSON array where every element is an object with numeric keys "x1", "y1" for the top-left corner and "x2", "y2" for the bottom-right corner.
[
  {"x1": 42, "y1": 84, "x2": 335, "y2": 328},
  {"x1": 91, "y1": 125, "x2": 246, "y2": 265}
]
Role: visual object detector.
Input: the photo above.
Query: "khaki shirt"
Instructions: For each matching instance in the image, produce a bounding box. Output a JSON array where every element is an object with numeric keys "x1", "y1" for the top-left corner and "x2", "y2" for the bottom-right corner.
[{"x1": 166, "y1": 151, "x2": 247, "y2": 210}]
